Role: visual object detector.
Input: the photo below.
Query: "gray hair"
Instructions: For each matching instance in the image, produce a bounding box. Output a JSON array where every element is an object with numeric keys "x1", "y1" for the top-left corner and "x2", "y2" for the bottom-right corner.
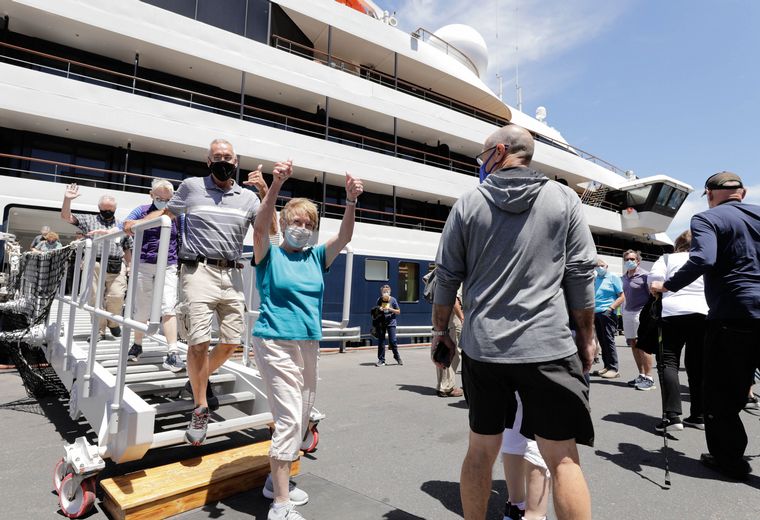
[
  {"x1": 208, "y1": 138, "x2": 236, "y2": 158},
  {"x1": 40, "y1": 225, "x2": 50, "y2": 234},
  {"x1": 98, "y1": 194, "x2": 117, "y2": 207},
  {"x1": 623, "y1": 249, "x2": 641, "y2": 262},
  {"x1": 151, "y1": 178, "x2": 174, "y2": 193}
]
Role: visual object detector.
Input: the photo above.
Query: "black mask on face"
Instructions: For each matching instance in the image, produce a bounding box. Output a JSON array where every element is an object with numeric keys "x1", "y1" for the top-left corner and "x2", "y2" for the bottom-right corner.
[
  {"x1": 99, "y1": 209, "x2": 115, "y2": 220},
  {"x1": 209, "y1": 160, "x2": 236, "y2": 182}
]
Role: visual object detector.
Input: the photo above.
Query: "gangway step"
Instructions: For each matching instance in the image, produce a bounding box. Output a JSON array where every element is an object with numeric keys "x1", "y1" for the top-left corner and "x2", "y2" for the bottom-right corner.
[
  {"x1": 128, "y1": 373, "x2": 236, "y2": 394},
  {"x1": 100, "y1": 440, "x2": 297, "y2": 520},
  {"x1": 153, "y1": 391, "x2": 255, "y2": 415},
  {"x1": 99, "y1": 354, "x2": 166, "y2": 365}
]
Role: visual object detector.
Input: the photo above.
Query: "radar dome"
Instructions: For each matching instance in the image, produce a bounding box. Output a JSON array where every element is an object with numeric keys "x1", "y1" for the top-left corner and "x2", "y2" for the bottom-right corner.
[{"x1": 432, "y1": 24, "x2": 488, "y2": 78}]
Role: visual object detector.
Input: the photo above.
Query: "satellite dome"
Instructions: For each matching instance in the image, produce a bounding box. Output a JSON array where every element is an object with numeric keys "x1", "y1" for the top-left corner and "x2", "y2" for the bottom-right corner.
[{"x1": 432, "y1": 24, "x2": 488, "y2": 78}]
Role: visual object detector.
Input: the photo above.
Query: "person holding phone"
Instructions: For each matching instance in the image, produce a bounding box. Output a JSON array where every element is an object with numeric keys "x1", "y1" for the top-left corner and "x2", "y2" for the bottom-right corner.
[{"x1": 374, "y1": 285, "x2": 402, "y2": 366}]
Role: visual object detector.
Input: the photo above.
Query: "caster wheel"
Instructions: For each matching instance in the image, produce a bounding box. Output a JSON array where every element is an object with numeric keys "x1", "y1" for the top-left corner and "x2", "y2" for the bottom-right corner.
[
  {"x1": 301, "y1": 425, "x2": 319, "y2": 453},
  {"x1": 58, "y1": 473, "x2": 96, "y2": 518},
  {"x1": 54, "y1": 458, "x2": 71, "y2": 494}
]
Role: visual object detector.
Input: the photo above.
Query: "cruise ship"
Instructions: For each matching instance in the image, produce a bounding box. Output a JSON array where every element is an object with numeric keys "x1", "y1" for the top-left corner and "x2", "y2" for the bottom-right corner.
[{"x1": 0, "y1": 0, "x2": 693, "y2": 335}]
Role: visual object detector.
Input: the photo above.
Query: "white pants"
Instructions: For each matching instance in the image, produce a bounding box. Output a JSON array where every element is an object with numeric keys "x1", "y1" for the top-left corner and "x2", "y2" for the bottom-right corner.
[
  {"x1": 501, "y1": 392, "x2": 549, "y2": 471},
  {"x1": 253, "y1": 337, "x2": 319, "y2": 461},
  {"x1": 133, "y1": 263, "x2": 178, "y2": 322}
]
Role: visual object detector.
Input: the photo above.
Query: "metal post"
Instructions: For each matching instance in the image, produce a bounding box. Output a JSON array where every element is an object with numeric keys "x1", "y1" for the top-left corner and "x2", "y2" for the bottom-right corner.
[
  {"x1": 393, "y1": 117, "x2": 398, "y2": 156},
  {"x1": 132, "y1": 53, "x2": 139, "y2": 94},
  {"x1": 63, "y1": 242, "x2": 85, "y2": 371},
  {"x1": 122, "y1": 142, "x2": 130, "y2": 191},
  {"x1": 392, "y1": 185, "x2": 397, "y2": 226},
  {"x1": 239, "y1": 71, "x2": 246, "y2": 119},
  {"x1": 266, "y1": 1, "x2": 272, "y2": 44},
  {"x1": 82, "y1": 238, "x2": 107, "y2": 399},
  {"x1": 321, "y1": 172, "x2": 327, "y2": 218},
  {"x1": 394, "y1": 51, "x2": 398, "y2": 89},
  {"x1": 327, "y1": 25, "x2": 333, "y2": 66},
  {"x1": 324, "y1": 97, "x2": 330, "y2": 139}
]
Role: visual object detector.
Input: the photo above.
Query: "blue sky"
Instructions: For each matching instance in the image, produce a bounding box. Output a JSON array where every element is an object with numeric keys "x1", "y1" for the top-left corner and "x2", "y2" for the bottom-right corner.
[{"x1": 383, "y1": 0, "x2": 760, "y2": 237}]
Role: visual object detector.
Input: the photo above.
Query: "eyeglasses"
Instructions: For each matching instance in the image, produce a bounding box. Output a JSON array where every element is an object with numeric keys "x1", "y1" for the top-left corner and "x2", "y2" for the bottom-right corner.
[
  {"x1": 475, "y1": 145, "x2": 498, "y2": 166},
  {"x1": 209, "y1": 154, "x2": 235, "y2": 162}
]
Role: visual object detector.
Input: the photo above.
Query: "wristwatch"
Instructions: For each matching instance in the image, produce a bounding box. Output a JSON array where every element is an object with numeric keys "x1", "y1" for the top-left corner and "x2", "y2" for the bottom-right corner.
[{"x1": 431, "y1": 329, "x2": 449, "y2": 337}]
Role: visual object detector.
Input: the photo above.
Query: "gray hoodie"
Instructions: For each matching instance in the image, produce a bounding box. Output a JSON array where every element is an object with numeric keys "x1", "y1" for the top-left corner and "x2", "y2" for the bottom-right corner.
[{"x1": 434, "y1": 166, "x2": 597, "y2": 363}]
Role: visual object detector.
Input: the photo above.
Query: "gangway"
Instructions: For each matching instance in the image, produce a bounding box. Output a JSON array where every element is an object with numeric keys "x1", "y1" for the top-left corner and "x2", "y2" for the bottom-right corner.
[{"x1": 5, "y1": 215, "x2": 361, "y2": 517}]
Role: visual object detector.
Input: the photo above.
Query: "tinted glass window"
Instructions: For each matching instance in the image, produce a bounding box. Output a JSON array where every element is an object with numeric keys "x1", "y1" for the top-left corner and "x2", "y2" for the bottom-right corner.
[
  {"x1": 626, "y1": 186, "x2": 652, "y2": 207},
  {"x1": 142, "y1": 0, "x2": 197, "y2": 18},
  {"x1": 667, "y1": 189, "x2": 687, "y2": 211},
  {"x1": 365, "y1": 259, "x2": 388, "y2": 281},
  {"x1": 397, "y1": 261, "x2": 419, "y2": 302},
  {"x1": 655, "y1": 185, "x2": 674, "y2": 206},
  {"x1": 197, "y1": 0, "x2": 246, "y2": 35},
  {"x1": 245, "y1": 0, "x2": 270, "y2": 43}
]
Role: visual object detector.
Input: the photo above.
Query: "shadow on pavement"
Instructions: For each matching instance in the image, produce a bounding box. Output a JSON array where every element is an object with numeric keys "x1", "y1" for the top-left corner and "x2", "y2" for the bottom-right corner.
[
  {"x1": 396, "y1": 384, "x2": 438, "y2": 396},
  {"x1": 420, "y1": 479, "x2": 507, "y2": 518}
]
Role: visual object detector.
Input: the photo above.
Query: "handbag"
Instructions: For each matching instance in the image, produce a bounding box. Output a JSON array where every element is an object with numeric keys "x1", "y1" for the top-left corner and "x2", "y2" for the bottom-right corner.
[{"x1": 636, "y1": 295, "x2": 662, "y2": 355}]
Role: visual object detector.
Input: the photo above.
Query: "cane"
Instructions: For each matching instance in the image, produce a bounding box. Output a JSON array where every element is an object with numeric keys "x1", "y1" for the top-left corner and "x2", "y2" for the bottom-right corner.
[{"x1": 653, "y1": 295, "x2": 671, "y2": 488}]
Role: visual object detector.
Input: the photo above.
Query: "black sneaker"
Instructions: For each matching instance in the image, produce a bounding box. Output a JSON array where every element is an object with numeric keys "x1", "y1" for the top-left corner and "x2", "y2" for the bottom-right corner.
[
  {"x1": 109, "y1": 326, "x2": 122, "y2": 338},
  {"x1": 185, "y1": 405, "x2": 210, "y2": 446},
  {"x1": 395, "y1": 358, "x2": 404, "y2": 366},
  {"x1": 127, "y1": 343, "x2": 142, "y2": 362},
  {"x1": 683, "y1": 415, "x2": 706, "y2": 430},
  {"x1": 503, "y1": 500, "x2": 525, "y2": 520},
  {"x1": 184, "y1": 380, "x2": 219, "y2": 411},
  {"x1": 655, "y1": 416, "x2": 683, "y2": 432}
]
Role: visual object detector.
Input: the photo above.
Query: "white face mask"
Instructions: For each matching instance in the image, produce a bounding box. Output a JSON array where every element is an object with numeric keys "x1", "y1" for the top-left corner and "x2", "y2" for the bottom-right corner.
[
  {"x1": 284, "y1": 225, "x2": 312, "y2": 249},
  {"x1": 153, "y1": 199, "x2": 168, "y2": 210},
  {"x1": 595, "y1": 266, "x2": 607, "y2": 277},
  {"x1": 624, "y1": 260, "x2": 637, "y2": 271},
  {"x1": 382, "y1": 291, "x2": 391, "y2": 297}
]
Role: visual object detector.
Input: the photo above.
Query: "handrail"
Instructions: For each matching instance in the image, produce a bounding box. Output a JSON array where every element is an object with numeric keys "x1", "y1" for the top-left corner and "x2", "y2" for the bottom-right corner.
[{"x1": 411, "y1": 27, "x2": 480, "y2": 75}]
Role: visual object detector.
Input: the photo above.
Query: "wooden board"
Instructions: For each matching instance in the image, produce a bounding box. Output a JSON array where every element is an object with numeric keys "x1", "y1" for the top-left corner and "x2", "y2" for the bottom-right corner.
[{"x1": 100, "y1": 441, "x2": 299, "y2": 520}]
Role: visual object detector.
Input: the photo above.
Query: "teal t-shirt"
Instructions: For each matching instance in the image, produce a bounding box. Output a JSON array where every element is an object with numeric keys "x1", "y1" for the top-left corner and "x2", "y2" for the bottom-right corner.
[
  {"x1": 594, "y1": 272, "x2": 623, "y2": 313},
  {"x1": 253, "y1": 243, "x2": 328, "y2": 340}
]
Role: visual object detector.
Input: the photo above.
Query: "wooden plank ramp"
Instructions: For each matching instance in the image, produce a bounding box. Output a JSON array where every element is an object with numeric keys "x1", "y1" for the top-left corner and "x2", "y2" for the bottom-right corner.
[{"x1": 100, "y1": 441, "x2": 299, "y2": 520}]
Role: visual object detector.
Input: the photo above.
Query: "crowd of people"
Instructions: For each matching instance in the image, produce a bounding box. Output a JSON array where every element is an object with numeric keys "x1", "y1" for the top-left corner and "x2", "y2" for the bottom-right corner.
[{"x1": 28, "y1": 126, "x2": 756, "y2": 519}]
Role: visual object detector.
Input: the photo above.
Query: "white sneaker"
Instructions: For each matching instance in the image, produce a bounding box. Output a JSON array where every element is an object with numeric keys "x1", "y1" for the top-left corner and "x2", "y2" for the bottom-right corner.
[
  {"x1": 268, "y1": 502, "x2": 306, "y2": 520},
  {"x1": 263, "y1": 474, "x2": 309, "y2": 506}
]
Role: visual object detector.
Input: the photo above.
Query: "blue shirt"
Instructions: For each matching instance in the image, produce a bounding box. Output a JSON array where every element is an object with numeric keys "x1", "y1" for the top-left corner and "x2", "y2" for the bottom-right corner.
[
  {"x1": 375, "y1": 296, "x2": 400, "y2": 327},
  {"x1": 665, "y1": 201, "x2": 760, "y2": 320},
  {"x1": 253, "y1": 244, "x2": 328, "y2": 340},
  {"x1": 121, "y1": 204, "x2": 179, "y2": 265},
  {"x1": 594, "y1": 272, "x2": 623, "y2": 313}
]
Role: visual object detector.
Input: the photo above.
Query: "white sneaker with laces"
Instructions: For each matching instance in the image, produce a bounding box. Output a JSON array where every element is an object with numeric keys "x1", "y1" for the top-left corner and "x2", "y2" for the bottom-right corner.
[
  {"x1": 263, "y1": 474, "x2": 309, "y2": 506},
  {"x1": 267, "y1": 502, "x2": 306, "y2": 520}
]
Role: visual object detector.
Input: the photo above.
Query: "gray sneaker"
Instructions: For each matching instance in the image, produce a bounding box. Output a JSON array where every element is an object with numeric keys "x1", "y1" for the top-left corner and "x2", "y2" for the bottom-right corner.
[
  {"x1": 263, "y1": 474, "x2": 309, "y2": 505},
  {"x1": 162, "y1": 351, "x2": 186, "y2": 373},
  {"x1": 635, "y1": 376, "x2": 656, "y2": 391},
  {"x1": 185, "y1": 406, "x2": 210, "y2": 446},
  {"x1": 267, "y1": 502, "x2": 306, "y2": 520},
  {"x1": 628, "y1": 375, "x2": 645, "y2": 387}
]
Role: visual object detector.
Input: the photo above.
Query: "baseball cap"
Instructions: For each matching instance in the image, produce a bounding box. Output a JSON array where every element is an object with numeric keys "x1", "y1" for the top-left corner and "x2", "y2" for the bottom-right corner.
[{"x1": 702, "y1": 171, "x2": 744, "y2": 196}]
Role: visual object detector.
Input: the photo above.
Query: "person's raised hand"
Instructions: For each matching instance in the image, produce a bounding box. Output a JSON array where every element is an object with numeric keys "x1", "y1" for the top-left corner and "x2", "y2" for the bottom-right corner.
[
  {"x1": 64, "y1": 183, "x2": 81, "y2": 200},
  {"x1": 272, "y1": 160, "x2": 293, "y2": 182},
  {"x1": 345, "y1": 173, "x2": 363, "y2": 201},
  {"x1": 243, "y1": 164, "x2": 267, "y2": 190}
]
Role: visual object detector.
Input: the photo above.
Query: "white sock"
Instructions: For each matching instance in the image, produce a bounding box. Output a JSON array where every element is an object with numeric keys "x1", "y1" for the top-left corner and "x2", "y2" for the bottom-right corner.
[
  {"x1": 168, "y1": 343, "x2": 178, "y2": 354},
  {"x1": 272, "y1": 500, "x2": 291, "y2": 511}
]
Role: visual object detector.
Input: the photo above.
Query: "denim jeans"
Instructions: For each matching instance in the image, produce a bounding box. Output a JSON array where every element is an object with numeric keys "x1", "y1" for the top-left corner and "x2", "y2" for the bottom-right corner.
[{"x1": 377, "y1": 325, "x2": 400, "y2": 362}]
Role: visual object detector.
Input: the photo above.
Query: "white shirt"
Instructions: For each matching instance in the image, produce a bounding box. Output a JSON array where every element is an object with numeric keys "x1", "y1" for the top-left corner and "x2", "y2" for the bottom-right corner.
[{"x1": 647, "y1": 252, "x2": 708, "y2": 317}]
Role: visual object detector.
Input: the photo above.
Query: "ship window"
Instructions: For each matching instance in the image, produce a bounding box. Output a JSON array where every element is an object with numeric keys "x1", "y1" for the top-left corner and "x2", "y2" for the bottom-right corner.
[
  {"x1": 365, "y1": 259, "x2": 388, "y2": 281},
  {"x1": 656, "y1": 185, "x2": 674, "y2": 207},
  {"x1": 667, "y1": 189, "x2": 687, "y2": 210},
  {"x1": 626, "y1": 186, "x2": 652, "y2": 207},
  {"x1": 397, "y1": 262, "x2": 420, "y2": 303},
  {"x1": 141, "y1": 0, "x2": 197, "y2": 18},
  {"x1": 197, "y1": 0, "x2": 247, "y2": 35}
]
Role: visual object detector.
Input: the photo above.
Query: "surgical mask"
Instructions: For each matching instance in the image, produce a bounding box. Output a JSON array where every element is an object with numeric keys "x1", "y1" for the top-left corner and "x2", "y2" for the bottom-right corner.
[
  {"x1": 478, "y1": 148, "x2": 499, "y2": 184},
  {"x1": 284, "y1": 225, "x2": 312, "y2": 249},
  {"x1": 209, "y1": 160, "x2": 236, "y2": 182},
  {"x1": 382, "y1": 291, "x2": 390, "y2": 297},
  {"x1": 595, "y1": 266, "x2": 607, "y2": 276},
  {"x1": 153, "y1": 199, "x2": 168, "y2": 210},
  {"x1": 624, "y1": 260, "x2": 637, "y2": 271},
  {"x1": 99, "y1": 209, "x2": 115, "y2": 220}
]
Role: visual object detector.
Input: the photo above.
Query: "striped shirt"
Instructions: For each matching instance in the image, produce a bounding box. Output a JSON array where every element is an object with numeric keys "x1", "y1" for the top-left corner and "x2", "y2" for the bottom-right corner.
[
  {"x1": 73, "y1": 213, "x2": 132, "y2": 259},
  {"x1": 167, "y1": 175, "x2": 259, "y2": 261}
]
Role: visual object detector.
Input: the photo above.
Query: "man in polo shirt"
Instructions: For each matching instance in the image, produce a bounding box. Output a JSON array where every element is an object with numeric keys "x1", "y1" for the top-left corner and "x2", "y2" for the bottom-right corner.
[
  {"x1": 162, "y1": 138, "x2": 263, "y2": 445},
  {"x1": 592, "y1": 258, "x2": 624, "y2": 379},
  {"x1": 651, "y1": 171, "x2": 760, "y2": 480}
]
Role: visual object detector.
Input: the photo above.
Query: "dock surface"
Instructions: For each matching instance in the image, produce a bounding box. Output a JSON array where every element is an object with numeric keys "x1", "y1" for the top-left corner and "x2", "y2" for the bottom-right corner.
[{"x1": 2, "y1": 337, "x2": 759, "y2": 519}]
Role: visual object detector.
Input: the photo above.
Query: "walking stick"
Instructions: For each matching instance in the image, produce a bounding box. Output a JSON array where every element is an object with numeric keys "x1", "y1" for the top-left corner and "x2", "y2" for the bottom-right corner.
[{"x1": 653, "y1": 295, "x2": 671, "y2": 488}]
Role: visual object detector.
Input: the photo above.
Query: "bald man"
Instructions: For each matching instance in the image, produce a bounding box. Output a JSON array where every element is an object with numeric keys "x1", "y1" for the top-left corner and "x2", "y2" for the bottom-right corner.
[{"x1": 432, "y1": 124, "x2": 596, "y2": 519}]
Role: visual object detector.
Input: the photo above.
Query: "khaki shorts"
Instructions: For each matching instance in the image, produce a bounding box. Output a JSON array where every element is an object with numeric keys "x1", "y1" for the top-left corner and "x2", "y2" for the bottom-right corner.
[
  {"x1": 134, "y1": 263, "x2": 178, "y2": 322},
  {"x1": 179, "y1": 262, "x2": 245, "y2": 346}
]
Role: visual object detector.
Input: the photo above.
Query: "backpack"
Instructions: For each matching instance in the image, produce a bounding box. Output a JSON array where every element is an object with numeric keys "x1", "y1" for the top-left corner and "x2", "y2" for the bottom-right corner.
[{"x1": 422, "y1": 268, "x2": 437, "y2": 304}]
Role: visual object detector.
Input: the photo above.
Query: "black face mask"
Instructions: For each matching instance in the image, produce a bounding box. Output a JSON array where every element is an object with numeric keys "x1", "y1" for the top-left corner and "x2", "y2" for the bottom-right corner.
[
  {"x1": 209, "y1": 160, "x2": 236, "y2": 182},
  {"x1": 99, "y1": 209, "x2": 115, "y2": 220}
]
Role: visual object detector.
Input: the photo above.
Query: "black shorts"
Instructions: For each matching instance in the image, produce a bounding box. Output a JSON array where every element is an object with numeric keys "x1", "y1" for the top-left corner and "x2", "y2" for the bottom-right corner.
[{"x1": 461, "y1": 352, "x2": 594, "y2": 447}]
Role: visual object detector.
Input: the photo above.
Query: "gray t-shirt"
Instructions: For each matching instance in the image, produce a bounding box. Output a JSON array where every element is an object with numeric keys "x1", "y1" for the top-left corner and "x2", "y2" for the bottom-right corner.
[
  {"x1": 168, "y1": 175, "x2": 259, "y2": 261},
  {"x1": 435, "y1": 167, "x2": 597, "y2": 364}
]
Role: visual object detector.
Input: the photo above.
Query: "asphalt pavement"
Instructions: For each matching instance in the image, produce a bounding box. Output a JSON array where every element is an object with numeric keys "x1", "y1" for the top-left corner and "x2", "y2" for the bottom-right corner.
[{"x1": 1, "y1": 337, "x2": 759, "y2": 519}]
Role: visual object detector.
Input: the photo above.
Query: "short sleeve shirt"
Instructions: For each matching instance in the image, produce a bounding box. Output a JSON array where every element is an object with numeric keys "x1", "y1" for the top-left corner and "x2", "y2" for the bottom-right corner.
[
  {"x1": 167, "y1": 176, "x2": 259, "y2": 261},
  {"x1": 375, "y1": 296, "x2": 400, "y2": 327},
  {"x1": 253, "y1": 244, "x2": 328, "y2": 340},
  {"x1": 594, "y1": 272, "x2": 623, "y2": 313},
  {"x1": 622, "y1": 267, "x2": 650, "y2": 313},
  {"x1": 73, "y1": 213, "x2": 132, "y2": 259}
]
